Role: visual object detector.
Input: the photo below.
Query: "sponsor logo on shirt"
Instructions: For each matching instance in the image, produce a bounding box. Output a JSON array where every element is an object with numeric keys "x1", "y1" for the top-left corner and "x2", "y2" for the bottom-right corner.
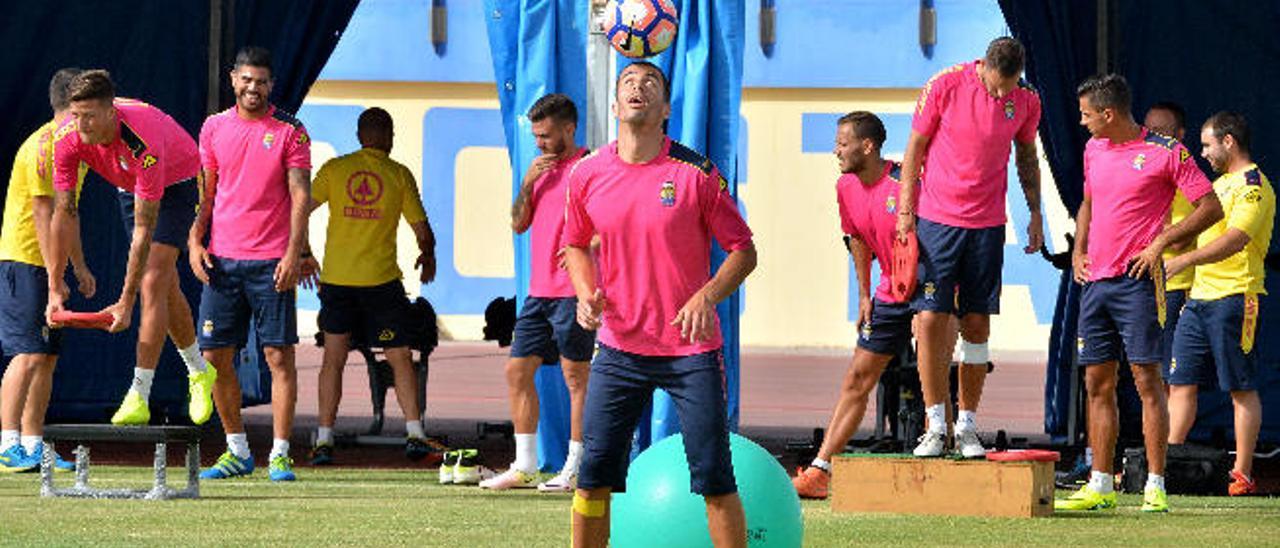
[
  {"x1": 659, "y1": 181, "x2": 676, "y2": 207},
  {"x1": 1004, "y1": 99, "x2": 1015, "y2": 120},
  {"x1": 263, "y1": 133, "x2": 275, "y2": 150},
  {"x1": 1132, "y1": 153, "x2": 1147, "y2": 171},
  {"x1": 141, "y1": 154, "x2": 157, "y2": 169},
  {"x1": 344, "y1": 170, "x2": 385, "y2": 219}
]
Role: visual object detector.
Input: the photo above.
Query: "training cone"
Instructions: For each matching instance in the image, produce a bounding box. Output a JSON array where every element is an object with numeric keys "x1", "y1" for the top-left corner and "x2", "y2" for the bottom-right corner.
[{"x1": 611, "y1": 433, "x2": 803, "y2": 547}]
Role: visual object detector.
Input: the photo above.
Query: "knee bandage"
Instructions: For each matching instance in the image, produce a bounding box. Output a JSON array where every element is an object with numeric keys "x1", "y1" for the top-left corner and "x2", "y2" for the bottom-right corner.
[
  {"x1": 960, "y1": 340, "x2": 989, "y2": 365},
  {"x1": 572, "y1": 493, "x2": 606, "y2": 518}
]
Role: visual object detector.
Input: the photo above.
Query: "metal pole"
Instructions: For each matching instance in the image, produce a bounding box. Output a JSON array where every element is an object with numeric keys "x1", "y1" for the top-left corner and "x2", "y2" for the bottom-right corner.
[
  {"x1": 586, "y1": 0, "x2": 616, "y2": 150},
  {"x1": 207, "y1": 0, "x2": 223, "y2": 115},
  {"x1": 1096, "y1": 0, "x2": 1109, "y2": 74}
]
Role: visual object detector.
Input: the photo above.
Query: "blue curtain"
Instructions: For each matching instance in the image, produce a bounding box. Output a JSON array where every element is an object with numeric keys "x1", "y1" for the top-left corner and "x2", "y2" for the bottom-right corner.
[{"x1": 484, "y1": 0, "x2": 589, "y2": 471}]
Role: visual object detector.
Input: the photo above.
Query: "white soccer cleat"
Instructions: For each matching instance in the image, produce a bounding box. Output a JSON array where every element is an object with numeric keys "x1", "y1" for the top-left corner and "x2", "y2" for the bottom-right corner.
[
  {"x1": 537, "y1": 470, "x2": 577, "y2": 492},
  {"x1": 478, "y1": 468, "x2": 538, "y2": 490},
  {"x1": 953, "y1": 428, "x2": 987, "y2": 459},
  {"x1": 912, "y1": 430, "x2": 946, "y2": 457}
]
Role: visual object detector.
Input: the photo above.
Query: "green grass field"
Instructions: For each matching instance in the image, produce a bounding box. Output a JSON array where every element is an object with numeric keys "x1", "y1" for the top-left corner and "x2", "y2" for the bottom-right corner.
[{"x1": 2, "y1": 467, "x2": 1278, "y2": 547}]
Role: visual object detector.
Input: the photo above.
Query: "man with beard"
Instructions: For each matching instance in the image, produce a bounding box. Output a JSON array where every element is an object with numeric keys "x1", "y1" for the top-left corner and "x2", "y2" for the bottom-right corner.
[
  {"x1": 191, "y1": 47, "x2": 314, "y2": 482},
  {"x1": 1165, "y1": 111, "x2": 1273, "y2": 497}
]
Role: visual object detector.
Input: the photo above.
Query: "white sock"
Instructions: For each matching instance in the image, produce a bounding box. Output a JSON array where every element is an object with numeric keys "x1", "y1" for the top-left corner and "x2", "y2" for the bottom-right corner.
[
  {"x1": 811, "y1": 458, "x2": 831, "y2": 473},
  {"x1": 227, "y1": 433, "x2": 250, "y2": 459},
  {"x1": 405, "y1": 420, "x2": 425, "y2": 440},
  {"x1": 0, "y1": 430, "x2": 19, "y2": 453},
  {"x1": 513, "y1": 433, "x2": 537, "y2": 473},
  {"x1": 1089, "y1": 471, "x2": 1114, "y2": 494},
  {"x1": 316, "y1": 427, "x2": 334, "y2": 446},
  {"x1": 564, "y1": 440, "x2": 585, "y2": 474},
  {"x1": 270, "y1": 438, "x2": 290, "y2": 460},
  {"x1": 925, "y1": 404, "x2": 946, "y2": 433},
  {"x1": 1084, "y1": 447, "x2": 1094, "y2": 466},
  {"x1": 178, "y1": 343, "x2": 206, "y2": 374},
  {"x1": 955, "y1": 410, "x2": 977, "y2": 432},
  {"x1": 1146, "y1": 473, "x2": 1165, "y2": 491},
  {"x1": 131, "y1": 368, "x2": 155, "y2": 400},
  {"x1": 21, "y1": 435, "x2": 42, "y2": 455}
]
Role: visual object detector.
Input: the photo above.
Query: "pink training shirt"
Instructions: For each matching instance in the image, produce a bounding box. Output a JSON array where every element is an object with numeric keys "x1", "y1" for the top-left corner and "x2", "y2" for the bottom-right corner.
[
  {"x1": 198, "y1": 104, "x2": 311, "y2": 260},
  {"x1": 564, "y1": 138, "x2": 753, "y2": 357},
  {"x1": 912, "y1": 61, "x2": 1041, "y2": 228},
  {"x1": 53, "y1": 98, "x2": 198, "y2": 201},
  {"x1": 837, "y1": 161, "x2": 904, "y2": 304},
  {"x1": 527, "y1": 147, "x2": 588, "y2": 298},
  {"x1": 1083, "y1": 128, "x2": 1213, "y2": 281}
]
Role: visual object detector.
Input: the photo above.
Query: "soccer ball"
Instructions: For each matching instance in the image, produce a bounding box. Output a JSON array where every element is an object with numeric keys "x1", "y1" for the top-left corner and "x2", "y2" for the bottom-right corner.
[{"x1": 604, "y1": 0, "x2": 678, "y2": 59}]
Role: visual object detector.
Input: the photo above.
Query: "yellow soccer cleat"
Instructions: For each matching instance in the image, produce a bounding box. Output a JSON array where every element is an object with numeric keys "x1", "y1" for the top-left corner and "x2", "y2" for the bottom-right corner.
[
  {"x1": 1054, "y1": 485, "x2": 1117, "y2": 511},
  {"x1": 110, "y1": 391, "x2": 150, "y2": 426},
  {"x1": 188, "y1": 366, "x2": 217, "y2": 425},
  {"x1": 1141, "y1": 485, "x2": 1169, "y2": 513}
]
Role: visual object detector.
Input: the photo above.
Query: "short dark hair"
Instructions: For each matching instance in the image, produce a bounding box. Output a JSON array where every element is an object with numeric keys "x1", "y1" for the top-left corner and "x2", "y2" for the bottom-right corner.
[
  {"x1": 527, "y1": 93, "x2": 578, "y2": 125},
  {"x1": 984, "y1": 37, "x2": 1026, "y2": 78},
  {"x1": 1147, "y1": 101, "x2": 1186, "y2": 132},
  {"x1": 1204, "y1": 111, "x2": 1251, "y2": 154},
  {"x1": 234, "y1": 46, "x2": 273, "y2": 72},
  {"x1": 838, "y1": 111, "x2": 886, "y2": 150},
  {"x1": 68, "y1": 70, "x2": 115, "y2": 104},
  {"x1": 1077, "y1": 73, "x2": 1131, "y2": 113},
  {"x1": 49, "y1": 68, "x2": 83, "y2": 111},
  {"x1": 616, "y1": 61, "x2": 670, "y2": 102},
  {"x1": 357, "y1": 107, "x2": 394, "y2": 135}
]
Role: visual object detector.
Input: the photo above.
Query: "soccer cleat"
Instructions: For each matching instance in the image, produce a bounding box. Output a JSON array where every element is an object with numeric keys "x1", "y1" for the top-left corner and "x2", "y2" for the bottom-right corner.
[
  {"x1": 1228, "y1": 470, "x2": 1257, "y2": 496},
  {"x1": 1141, "y1": 485, "x2": 1169, "y2": 513},
  {"x1": 478, "y1": 466, "x2": 537, "y2": 489},
  {"x1": 912, "y1": 430, "x2": 946, "y2": 457},
  {"x1": 1055, "y1": 454, "x2": 1092, "y2": 489},
  {"x1": 438, "y1": 450, "x2": 459, "y2": 484},
  {"x1": 1054, "y1": 485, "x2": 1117, "y2": 511},
  {"x1": 269, "y1": 455, "x2": 297, "y2": 482},
  {"x1": 405, "y1": 437, "x2": 432, "y2": 462},
  {"x1": 199, "y1": 450, "x2": 254, "y2": 479},
  {"x1": 537, "y1": 469, "x2": 578, "y2": 493},
  {"x1": 791, "y1": 466, "x2": 831, "y2": 499},
  {"x1": 187, "y1": 366, "x2": 217, "y2": 425},
  {"x1": 454, "y1": 449, "x2": 487, "y2": 485},
  {"x1": 0, "y1": 445, "x2": 36, "y2": 473},
  {"x1": 110, "y1": 391, "x2": 150, "y2": 426},
  {"x1": 309, "y1": 443, "x2": 335, "y2": 466},
  {"x1": 953, "y1": 428, "x2": 986, "y2": 459}
]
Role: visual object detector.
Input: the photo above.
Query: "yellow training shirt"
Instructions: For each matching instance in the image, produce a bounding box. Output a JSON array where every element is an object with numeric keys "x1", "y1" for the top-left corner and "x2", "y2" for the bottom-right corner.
[
  {"x1": 312, "y1": 147, "x2": 427, "y2": 286},
  {"x1": 1189, "y1": 164, "x2": 1275, "y2": 300},
  {"x1": 0, "y1": 119, "x2": 85, "y2": 267},
  {"x1": 1162, "y1": 191, "x2": 1195, "y2": 291}
]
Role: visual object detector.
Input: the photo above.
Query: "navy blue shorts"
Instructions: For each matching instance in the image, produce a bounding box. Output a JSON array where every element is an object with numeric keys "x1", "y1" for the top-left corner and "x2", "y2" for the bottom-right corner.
[
  {"x1": 577, "y1": 344, "x2": 736, "y2": 496},
  {"x1": 318, "y1": 280, "x2": 411, "y2": 348},
  {"x1": 1078, "y1": 276, "x2": 1163, "y2": 366},
  {"x1": 911, "y1": 217, "x2": 1004, "y2": 316},
  {"x1": 198, "y1": 256, "x2": 298, "y2": 350},
  {"x1": 116, "y1": 177, "x2": 198, "y2": 249},
  {"x1": 0, "y1": 261, "x2": 61, "y2": 357},
  {"x1": 510, "y1": 296, "x2": 596, "y2": 363},
  {"x1": 1160, "y1": 288, "x2": 1188, "y2": 379},
  {"x1": 1170, "y1": 295, "x2": 1259, "y2": 391},
  {"x1": 857, "y1": 299, "x2": 914, "y2": 355}
]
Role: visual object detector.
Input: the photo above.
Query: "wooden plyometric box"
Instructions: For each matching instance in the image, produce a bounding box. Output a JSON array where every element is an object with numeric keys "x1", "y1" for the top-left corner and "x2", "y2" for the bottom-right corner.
[{"x1": 830, "y1": 454, "x2": 1054, "y2": 518}]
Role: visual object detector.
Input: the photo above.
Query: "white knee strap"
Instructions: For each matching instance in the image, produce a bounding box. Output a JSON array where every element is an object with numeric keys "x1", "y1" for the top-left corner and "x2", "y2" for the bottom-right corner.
[{"x1": 960, "y1": 340, "x2": 989, "y2": 364}]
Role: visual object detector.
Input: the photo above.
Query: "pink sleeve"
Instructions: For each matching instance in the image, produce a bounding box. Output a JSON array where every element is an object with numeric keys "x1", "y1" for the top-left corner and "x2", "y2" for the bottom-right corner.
[
  {"x1": 911, "y1": 71, "x2": 949, "y2": 137},
  {"x1": 563, "y1": 166, "x2": 595, "y2": 248},
  {"x1": 1016, "y1": 91, "x2": 1042, "y2": 144},
  {"x1": 837, "y1": 186, "x2": 855, "y2": 235},
  {"x1": 284, "y1": 124, "x2": 312, "y2": 170},
  {"x1": 1170, "y1": 143, "x2": 1212, "y2": 202},
  {"x1": 698, "y1": 167, "x2": 753, "y2": 251},
  {"x1": 52, "y1": 129, "x2": 79, "y2": 193},
  {"x1": 198, "y1": 118, "x2": 218, "y2": 171},
  {"x1": 133, "y1": 146, "x2": 165, "y2": 201}
]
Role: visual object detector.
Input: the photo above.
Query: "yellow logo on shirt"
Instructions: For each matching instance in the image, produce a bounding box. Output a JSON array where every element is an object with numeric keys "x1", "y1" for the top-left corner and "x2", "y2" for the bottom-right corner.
[
  {"x1": 1179, "y1": 148, "x2": 1191, "y2": 163},
  {"x1": 141, "y1": 154, "x2": 157, "y2": 169},
  {"x1": 378, "y1": 329, "x2": 396, "y2": 342},
  {"x1": 1132, "y1": 153, "x2": 1147, "y2": 171}
]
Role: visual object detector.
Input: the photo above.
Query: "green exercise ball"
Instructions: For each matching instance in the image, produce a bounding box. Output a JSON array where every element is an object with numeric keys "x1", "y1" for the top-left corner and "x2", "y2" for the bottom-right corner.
[{"x1": 610, "y1": 433, "x2": 803, "y2": 547}]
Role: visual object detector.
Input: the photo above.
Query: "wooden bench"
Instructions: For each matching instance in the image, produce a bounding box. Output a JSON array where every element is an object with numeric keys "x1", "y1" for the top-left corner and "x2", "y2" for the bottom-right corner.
[{"x1": 40, "y1": 424, "x2": 202, "y2": 500}]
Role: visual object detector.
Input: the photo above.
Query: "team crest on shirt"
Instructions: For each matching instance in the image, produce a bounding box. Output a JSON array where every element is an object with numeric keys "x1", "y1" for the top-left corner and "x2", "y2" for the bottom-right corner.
[
  {"x1": 1004, "y1": 99, "x2": 1015, "y2": 120},
  {"x1": 263, "y1": 133, "x2": 275, "y2": 150},
  {"x1": 117, "y1": 155, "x2": 130, "y2": 171},
  {"x1": 659, "y1": 181, "x2": 676, "y2": 207},
  {"x1": 1132, "y1": 153, "x2": 1147, "y2": 171},
  {"x1": 885, "y1": 195, "x2": 897, "y2": 214},
  {"x1": 923, "y1": 282, "x2": 937, "y2": 302}
]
